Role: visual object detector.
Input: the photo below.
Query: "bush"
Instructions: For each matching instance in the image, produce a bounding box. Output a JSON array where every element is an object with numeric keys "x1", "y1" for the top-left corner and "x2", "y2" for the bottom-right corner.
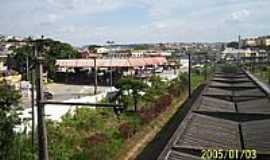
[
  {"x1": 80, "y1": 129, "x2": 124, "y2": 160},
  {"x1": 220, "y1": 64, "x2": 239, "y2": 73},
  {"x1": 139, "y1": 94, "x2": 173, "y2": 123},
  {"x1": 118, "y1": 123, "x2": 136, "y2": 139},
  {"x1": 87, "y1": 133, "x2": 108, "y2": 145}
]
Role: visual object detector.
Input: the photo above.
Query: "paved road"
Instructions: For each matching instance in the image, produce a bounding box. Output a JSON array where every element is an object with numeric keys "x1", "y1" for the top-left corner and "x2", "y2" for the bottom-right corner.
[
  {"x1": 20, "y1": 84, "x2": 114, "y2": 108},
  {"x1": 46, "y1": 83, "x2": 114, "y2": 100}
]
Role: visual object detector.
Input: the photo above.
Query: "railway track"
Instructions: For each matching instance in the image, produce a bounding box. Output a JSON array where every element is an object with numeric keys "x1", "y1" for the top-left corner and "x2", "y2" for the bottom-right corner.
[{"x1": 156, "y1": 67, "x2": 270, "y2": 160}]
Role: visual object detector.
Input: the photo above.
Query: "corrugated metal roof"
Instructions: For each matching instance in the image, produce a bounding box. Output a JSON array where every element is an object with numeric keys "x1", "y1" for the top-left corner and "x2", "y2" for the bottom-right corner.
[
  {"x1": 56, "y1": 57, "x2": 167, "y2": 68},
  {"x1": 174, "y1": 113, "x2": 241, "y2": 150},
  {"x1": 158, "y1": 68, "x2": 270, "y2": 160},
  {"x1": 128, "y1": 58, "x2": 146, "y2": 67}
]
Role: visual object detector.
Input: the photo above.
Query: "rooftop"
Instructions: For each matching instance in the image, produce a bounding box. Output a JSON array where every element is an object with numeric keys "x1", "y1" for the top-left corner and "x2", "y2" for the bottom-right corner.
[{"x1": 158, "y1": 69, "x2": 270, "y2": 160}]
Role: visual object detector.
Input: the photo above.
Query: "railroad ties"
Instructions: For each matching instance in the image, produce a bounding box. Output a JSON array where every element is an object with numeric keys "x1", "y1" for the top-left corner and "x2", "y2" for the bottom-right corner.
[{"x1": 158, "y1": 69, "x2": 270, "y2": 160}]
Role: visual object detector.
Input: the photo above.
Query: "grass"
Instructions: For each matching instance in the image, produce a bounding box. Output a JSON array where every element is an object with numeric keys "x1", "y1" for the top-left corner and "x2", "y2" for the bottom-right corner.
[
  {"x1": 17, "y1": 73, "x2": 207, "y2": 160},
  {"x1": 115, "y1": 93, "x2": 188, "y2": 160},
  {"x1": 248, "y1": 65, "x2": 270, "y2": 84},
  {"x1": 191, "y1": 72, "x2": 206, "y2": 90}
]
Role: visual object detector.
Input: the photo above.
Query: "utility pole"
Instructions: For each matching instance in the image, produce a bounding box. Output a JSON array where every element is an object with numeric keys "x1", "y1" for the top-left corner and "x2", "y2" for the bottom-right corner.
[
  {"x1": 238, "y1": 35, "x2": 241, "y2": 65},
  {"x1": 107, "y1": 40, "x2": 114, "y2": 89},
  {"x1": 26, "y1": 54, "x2": 29, "y2": 81},
  {"x1": 94, "y1": 57, "x2": 97, "y2": 95},
  {"x1": 268, "y1": 66, "x2": 270, "y2": 84},
  {"x1": 35, "y1": 37, "x2": 49, "y2": 160},
  {"x1": 204, "y1": 54, "x2": 208, "y2": 81},
  {"x1": 188, "y1": 53, "x2": 191, "y2": 98},
  {"x1": 31, "y1": 46, "x2": 35, "y2": 148},
  {"x1": 110, "y1": 66, "x2": 113, "y2": 87}
]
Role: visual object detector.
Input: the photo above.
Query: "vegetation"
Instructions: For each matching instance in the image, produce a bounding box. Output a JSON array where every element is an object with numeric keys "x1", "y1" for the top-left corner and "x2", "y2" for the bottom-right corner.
[
  {"x1": 227, "y1": 41, "x2": 239, "y2": 49},
  {"x1": 9, "y1": 38, "x2": 80, "y2": 79},
  {"x1": 219, "y1": 64, "x2": 239, "y2": 73},
  {"x1": 133, "y1": 44, "x2": 150, "y2": 50},
  {"x1": 0, "y1": 82, "x2": 22, "y2": 159},
  {"x1": 7, "y1": 72, "x2": 206, "y2": 160},
  {"x1": 249, "y1": 65, "x2": 270, "y2": 84},
  {"x1": 115, "y1": 77, "x2": 148, "y2": 112}
]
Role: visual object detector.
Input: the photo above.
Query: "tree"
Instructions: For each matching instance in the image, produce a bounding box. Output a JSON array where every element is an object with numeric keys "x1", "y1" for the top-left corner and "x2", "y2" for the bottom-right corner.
[
  {"x1": 42, "y1": 39, "x2": 80, "y2": 78},
  {"x1": 133, "y1": 44, "x2": 149, "y2": 50},
  {"x1": 10, "y1": 38, "x2": 80, "y2": 80},
  {"x1": 0, "y1": 82, "x2": 22, "y2": 159},
  {"x1": 0, "y1": 34, "x2": 4, "y2": 41},
  {"x1": 9, "y1": 44, "x2": 33, "y2": 79},
  {"x1": 143, "y1": 75, "x2": 167, "y2": 103},
  {"x1": 227, "y1": 41, "x2": 239, "y2": 49},
  {"x1": 115, "y1": 77, "x2": 148, "y2": 112}
]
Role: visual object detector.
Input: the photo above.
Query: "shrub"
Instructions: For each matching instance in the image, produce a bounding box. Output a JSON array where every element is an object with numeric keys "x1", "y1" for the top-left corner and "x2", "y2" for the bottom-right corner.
[
  {"x1": 139, "y1": 94, "x2": 173, "y2": 123},
  {"x1": 87, "y1": 133, "x2": 108, "y2": 145},
  {"x1": 118, "y1": 123, "x2": 136, "y2": 139}
]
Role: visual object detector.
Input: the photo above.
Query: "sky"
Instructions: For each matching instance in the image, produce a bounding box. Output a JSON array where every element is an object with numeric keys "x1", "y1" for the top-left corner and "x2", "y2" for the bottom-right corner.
[{"x1": 0, "y1": 0, "x2": 269, "y2": 46}]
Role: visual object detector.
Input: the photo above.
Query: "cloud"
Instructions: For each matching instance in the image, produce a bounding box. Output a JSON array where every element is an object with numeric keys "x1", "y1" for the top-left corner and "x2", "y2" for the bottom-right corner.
[
  {"x1": 225, "y1": 9, "x2": 250, "y2": 23},
  {"x1": 0, "y1": 0, "x2": 270, "y2": 45},
  {"x1": 45, "y1": 0, "x2": 130, "y2": 15}
]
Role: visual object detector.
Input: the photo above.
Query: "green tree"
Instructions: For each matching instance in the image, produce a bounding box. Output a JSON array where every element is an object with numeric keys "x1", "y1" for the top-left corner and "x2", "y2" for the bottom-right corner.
[
  {"x1": 10, "y1": 38, "x2": 80, "y2": 80},
  {"x1": 143, "y1": 75, "x2": 167, "y2": 103},
  {"x1": 115, "y1": 77, "x2": 148, "y2": 112},
  {"x1": 227, "y1": 41, "x2": 239, "y2": 49},
  {"x1": 42, "y1": 39, "x2": 80, "y2": 78},
  {"x1": 0, "y1": 82, "x2": 22, "y2": 159},
  {"x1": 9, "y1": 44, "x2": 33, "y2": 78}
]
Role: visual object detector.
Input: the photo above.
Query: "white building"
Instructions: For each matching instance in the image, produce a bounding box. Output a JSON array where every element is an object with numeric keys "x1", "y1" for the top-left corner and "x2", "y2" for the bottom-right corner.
[
  {"x1": 131, "y1": 51, "x2": 144, "y2": 57},
  {"x1": 222, "y1": 47, "x2": 269, "y2": 63},
  {"x1": 96, "y1": 47, "x2": 109, "y2": 54},
  {"x1": 144, "y1": 51, "x2": 172, "y2": 57},
  {"x1": 243, "y1": 38, "x2": 257, "y2": 47},
  {"x1": 263, "y1": 38, "x2": 270, "y2": 46}
]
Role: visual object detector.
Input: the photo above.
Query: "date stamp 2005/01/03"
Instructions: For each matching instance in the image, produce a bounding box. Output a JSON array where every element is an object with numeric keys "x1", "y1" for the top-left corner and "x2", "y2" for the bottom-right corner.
[{"x1": 201, "y1": 149, "x2": 257, "y2": 160}]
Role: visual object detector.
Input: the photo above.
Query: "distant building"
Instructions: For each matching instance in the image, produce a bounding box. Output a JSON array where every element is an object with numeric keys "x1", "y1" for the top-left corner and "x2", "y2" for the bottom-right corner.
[
  {"x1": 264, "y1": 38, "x2": 270, "y2": 46},
  {"x1": 0, "y1": 55, "x2": 7, "y2": 71},
  {"x1": 131, "y1": 50, "x2": 144, "y2": 57},
  {"x1": 144, "y1": 51, "x2": 172, "y2": 57},
  {"x1": 222, "y1": 47, "x2": 269, "y2": 64},
  {"x1": 258, "y1": 37, "x2": 270, "y2": 46},
  {"x1": 96, "y1": 47, "x2": 109, "y2": 54},
  {"x1": 243, "y1": 38, "x2": 257, "y2": 47},
  {"x1": 79, "y1": 50, "x2": 101, "y2": 58},
  {"x1": 0, "y1": 70, "x2": 22, "y2": 90},
  {"x1": 242, "y1": 35, "x2": 270, "y2": 47}
]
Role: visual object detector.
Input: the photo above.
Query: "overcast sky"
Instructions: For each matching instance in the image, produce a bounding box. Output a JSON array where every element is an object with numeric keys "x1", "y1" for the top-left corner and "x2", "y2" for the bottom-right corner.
[{"x1": 0, "y1": 0, "x2": 269, "y2": 46}]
